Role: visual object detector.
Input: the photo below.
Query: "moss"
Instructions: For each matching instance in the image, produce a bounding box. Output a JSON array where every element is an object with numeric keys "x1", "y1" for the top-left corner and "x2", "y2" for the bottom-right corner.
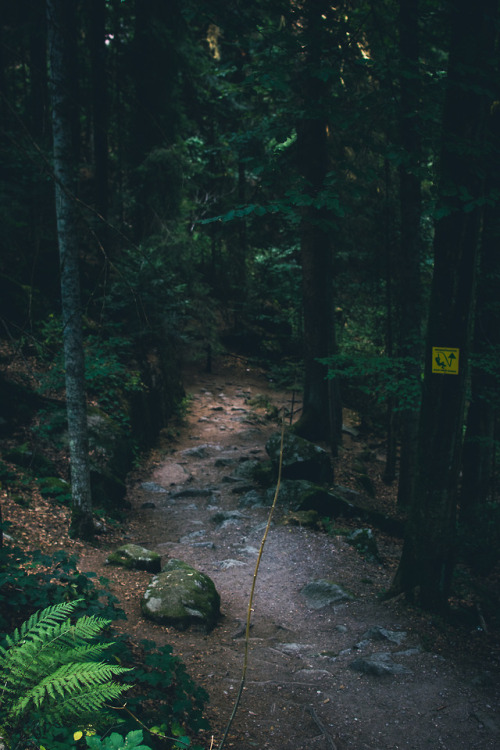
[
  {"x1": 141, "y1": 559, "x2": 221, "y2": 632},
  {"x1": 107, "y1": 543, "x2": 161, "y2": 573}
]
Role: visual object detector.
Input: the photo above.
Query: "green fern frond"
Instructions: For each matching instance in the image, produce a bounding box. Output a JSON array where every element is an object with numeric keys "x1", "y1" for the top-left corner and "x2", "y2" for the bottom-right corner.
[
  {"x1": 0, "y1": 604, "x2": 114, "y2": 697},
  {"x1": 0, "y1": 599, "x2": 131, "y2": 739},
  {"x1": 6, "y1": 600, "x2": 83, "y2": 648},
  {"x1": 33, "y1": 681, "x2": 128, "y2": 726},
  {"x1": 9, "y1": 662, "x2": 130, "y2": 718}
]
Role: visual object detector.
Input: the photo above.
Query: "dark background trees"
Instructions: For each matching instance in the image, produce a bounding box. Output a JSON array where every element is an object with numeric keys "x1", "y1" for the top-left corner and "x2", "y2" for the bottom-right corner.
[{"x1": 0, "y1": 0, "x2": 499, "y2": 611}]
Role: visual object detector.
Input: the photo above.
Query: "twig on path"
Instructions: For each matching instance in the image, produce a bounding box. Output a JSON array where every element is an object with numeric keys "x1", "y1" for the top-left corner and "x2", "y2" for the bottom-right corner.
[{"x1": 307, "y1": 706, "x2": 338, "y2": 750}]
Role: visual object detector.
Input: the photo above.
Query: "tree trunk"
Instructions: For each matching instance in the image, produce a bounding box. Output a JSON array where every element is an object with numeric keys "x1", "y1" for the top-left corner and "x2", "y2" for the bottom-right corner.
[
  {"x1": 388, "y1": 0, "x2": 497, "y2": 612},
  {"x1": 396, "y1": 0, "x2": 423, "y2": 507},
  {"x1": 292, "y1": 0, "x2": 342, "y2": 451},
  {"x1": 89, "y1": 0, "x2": 108, "y2": 221},
  {"x1": 47, "y1": 0, "x2": 94, "y2": 540},
  {"x1": 459, "y1": 101, "x2": 500, "y2": 571}
]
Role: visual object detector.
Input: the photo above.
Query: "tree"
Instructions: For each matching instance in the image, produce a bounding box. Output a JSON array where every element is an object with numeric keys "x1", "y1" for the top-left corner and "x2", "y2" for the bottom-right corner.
[
  {"x1": 291, "y1": 0, "x2": 342, "y2": 450},
  {"x1": 88, "y1": 0, "x2": 109, "y2": 222},
  {"x1": 47, "y1": 0, "x2": 94, "y2": 539},
  {"x1": 388, "y1": 0, "x2": 498, "y2": 611},
  {"x1": 395, "y1": 0, "x2": 423, "y2": 506},
  {"x1": 459, "y1": 96, "x2": 500, "y2": 573}
]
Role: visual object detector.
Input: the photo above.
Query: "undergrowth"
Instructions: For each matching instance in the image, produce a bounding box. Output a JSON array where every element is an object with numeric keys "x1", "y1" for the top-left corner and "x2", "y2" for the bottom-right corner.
[{"x1": 0, "y1": 535, "x2": 209, "y2": 750}]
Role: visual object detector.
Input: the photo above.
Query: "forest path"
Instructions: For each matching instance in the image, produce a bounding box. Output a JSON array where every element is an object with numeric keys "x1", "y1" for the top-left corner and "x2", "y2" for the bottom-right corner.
[{"x1": 80, "y1": 357, "x2": 500, "y2": 750}]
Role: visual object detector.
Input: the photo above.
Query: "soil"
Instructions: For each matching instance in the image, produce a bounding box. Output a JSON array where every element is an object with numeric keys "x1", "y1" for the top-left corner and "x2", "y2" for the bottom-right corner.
[{"x1": 4, "y1": 355, "x2": 500, "y2": 749}]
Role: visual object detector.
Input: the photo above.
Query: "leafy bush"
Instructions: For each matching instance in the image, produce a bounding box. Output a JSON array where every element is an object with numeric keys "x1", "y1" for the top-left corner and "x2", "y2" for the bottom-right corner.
[
  {"x1": 85, "y1": 729, "x2": 152, "y2": 750},
  {"x1": 0, "y1": 535, "x2": 124, "y2": 633},
  {"x1": 109, "y1": 639, "x2": 209, "y2": 748},
  {"x1": 34, "y1": 315, "x2": 143, "y2": 431}
]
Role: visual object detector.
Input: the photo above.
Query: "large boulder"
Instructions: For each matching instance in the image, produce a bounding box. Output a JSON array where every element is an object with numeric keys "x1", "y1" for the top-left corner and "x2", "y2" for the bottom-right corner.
[
  {"x1": 141, "y1": 559, "x2": 221, "y2": 632},
  {"x1": 265, "y1": 432, "x2": 333, "y2": 484},
  {"x1": 266, "y1": 479, "x2": 338, "y2": 513},
  {"x1": 107, "y1": 543, "x2": 161, "y2": 573}
]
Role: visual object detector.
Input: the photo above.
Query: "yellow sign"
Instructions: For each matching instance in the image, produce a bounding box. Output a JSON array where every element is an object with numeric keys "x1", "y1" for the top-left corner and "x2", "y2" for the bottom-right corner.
[{"x1": 432, "y1": 347, "x2": 459, "y2": 374}]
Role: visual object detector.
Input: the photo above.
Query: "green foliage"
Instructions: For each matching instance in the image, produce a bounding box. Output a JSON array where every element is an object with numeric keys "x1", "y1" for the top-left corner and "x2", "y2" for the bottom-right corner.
[
  {"x1": 35, "y1": 316, "x2": 143, "y2": 430},
  {"x1": 38, "y1": 477, "x2": 72, "y2": 505},
  {"x1": 322, "y1": 353, "x2": 422, "y2": 412},
  {"x1": 0, "y1": 534, "x2": 124, "y2": 633},
  {"x1": 0, "y1": 600, "x2": 131, "y2": 747},
  {"x1": 109, "y1": 639, "x2": 209, "y2": 745},
  {"x1": 86, "y1": 729, "x2": 152, "y2": 750}
]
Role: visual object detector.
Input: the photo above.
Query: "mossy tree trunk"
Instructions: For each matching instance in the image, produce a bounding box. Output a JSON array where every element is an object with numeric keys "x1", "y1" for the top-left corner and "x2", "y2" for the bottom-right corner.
[{"x1": 47, "y1": 0, "x2": 94, "y2": 540}]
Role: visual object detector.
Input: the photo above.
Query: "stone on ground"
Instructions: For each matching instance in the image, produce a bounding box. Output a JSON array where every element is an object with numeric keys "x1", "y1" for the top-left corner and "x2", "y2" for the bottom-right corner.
[
  {"x1": 301, "y1": 579, "x2": 353, "y2": 609},
  {"x1": 265, "y1": 432, "x2": 333, "y2": 484},
  {"x1": 107, "y1": 543, "x2": 161, "y2": 573},
  {"x1": 141, "y1": 558, "x2": 221, "y2": 632}
]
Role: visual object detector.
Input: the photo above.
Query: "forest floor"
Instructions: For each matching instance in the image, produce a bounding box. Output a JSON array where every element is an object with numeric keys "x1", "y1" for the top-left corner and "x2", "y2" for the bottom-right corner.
[{"x1": 4, "y1": 354, "x2": 500, "y2": 749}]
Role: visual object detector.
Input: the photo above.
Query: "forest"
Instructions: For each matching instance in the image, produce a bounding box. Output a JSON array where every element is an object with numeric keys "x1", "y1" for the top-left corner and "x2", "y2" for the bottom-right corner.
[{"x1": 0, "y1": 0, "x2": 500, "y2": 748}]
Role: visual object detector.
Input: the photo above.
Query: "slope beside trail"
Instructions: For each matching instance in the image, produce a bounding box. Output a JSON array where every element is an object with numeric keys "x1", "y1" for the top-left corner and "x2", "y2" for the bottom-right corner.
[{"x1": 79, "y1": 357, "x2": 500, "y2": 750}]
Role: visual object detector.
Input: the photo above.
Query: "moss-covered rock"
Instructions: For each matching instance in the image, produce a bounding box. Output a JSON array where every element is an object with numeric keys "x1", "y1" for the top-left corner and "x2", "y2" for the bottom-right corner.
[
  {"x1": 107, "y1": 543, "x2": 161, "y2": 573},
  {"x1": 141, "y1": 559, "x2": 221, "y2": 632},
  {"x1": 266, "y1": 431, "x2": 333, "y2": 484},
  {"x1": 266, "y1": 479, "x2": 344, "y2": 515}
]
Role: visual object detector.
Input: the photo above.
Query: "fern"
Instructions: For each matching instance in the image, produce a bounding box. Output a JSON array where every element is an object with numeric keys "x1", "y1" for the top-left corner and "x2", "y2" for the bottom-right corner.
[{"x1": 0, "y1": 600, "x2": 131, "y2": 743}]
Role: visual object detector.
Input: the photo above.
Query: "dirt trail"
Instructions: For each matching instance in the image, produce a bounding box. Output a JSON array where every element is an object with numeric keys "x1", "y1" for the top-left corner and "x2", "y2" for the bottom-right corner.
[{"x1": 80, "y1": 358, "x2": 500, "y2": 750}]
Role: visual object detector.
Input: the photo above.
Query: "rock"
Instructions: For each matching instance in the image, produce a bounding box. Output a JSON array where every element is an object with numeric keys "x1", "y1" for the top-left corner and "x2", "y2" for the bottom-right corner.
[
  {"x1": 358, "y1": 626, "x2": 407, "y2": 646},
  {"x1": 214, "y1": 457, "x2": 238, "y2": 467},
  {"x1": 181, "y1": 443, "x2": 221, "y2": 458},
  {"x1": 141, "y1": 559, "x2": 221, "y2": 632},
  {"x1": 140, "y1": 481, "x2": 168, "y2": 493},
  {"x1": 301, "y1": 579, "x2": 353, "y2": 609},
  {"x1": 171, "y1": 487, "x2": 214, "y2": 498},
  {"x1": 107, "y1": 543, "x2": 161, "y2": 573},
  {"x1": 238, "y1": 490, "x2": 267, "y2": 508},
  {"x1": 267, "y1": 479, "x2": 338, "y2": 514},
  {"x1": 179, "y1": 530, "x2": 206, "y2": 543},
  {"x1": 211, "y1": 510, "x2": 246, "y2": 527},
  {"x1": 266, "y1": 432, "x2": 333, "y2": 484},
  {"x1": 275, "y1": 643, "x2": 314, "y2": 656},
  {"x1": 217, "y1": 559, "x2": 246, "y2": 569},
  {"x1": 350, "y1": 652, "x2": 413, "y2": 676}
]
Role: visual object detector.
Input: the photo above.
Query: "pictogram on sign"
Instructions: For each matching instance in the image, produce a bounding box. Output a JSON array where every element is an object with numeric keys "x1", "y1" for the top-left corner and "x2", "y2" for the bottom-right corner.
[{"x1": 432, "y1": 347, "x2": 459, "y2": 374}]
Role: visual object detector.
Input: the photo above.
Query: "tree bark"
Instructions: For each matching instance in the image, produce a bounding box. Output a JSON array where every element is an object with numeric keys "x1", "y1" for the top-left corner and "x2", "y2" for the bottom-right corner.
[
  {"x1": 459, "y1": 100, "x2": 500, "y2": 571},
  {"x1": 89, "y1": 0, "x2": 108, "y2": 221},
  {"x1": 292, "y1": 0, "x2": 342, "y2": 451},
  {"x1": 388, "y1": 0, "x2": 497, "y2": 612},
  {"x1": 396, "y1": 0, "x2": 423, "y2": 507},
  {"x1": 47, "y1": 0, "x2": 94, "y2": 540}
]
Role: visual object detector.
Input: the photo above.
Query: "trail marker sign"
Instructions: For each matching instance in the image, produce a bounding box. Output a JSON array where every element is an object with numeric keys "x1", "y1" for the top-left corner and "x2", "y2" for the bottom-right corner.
[{"x1": 432, "y1": 347, "x2": 459, "y2": 374}]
